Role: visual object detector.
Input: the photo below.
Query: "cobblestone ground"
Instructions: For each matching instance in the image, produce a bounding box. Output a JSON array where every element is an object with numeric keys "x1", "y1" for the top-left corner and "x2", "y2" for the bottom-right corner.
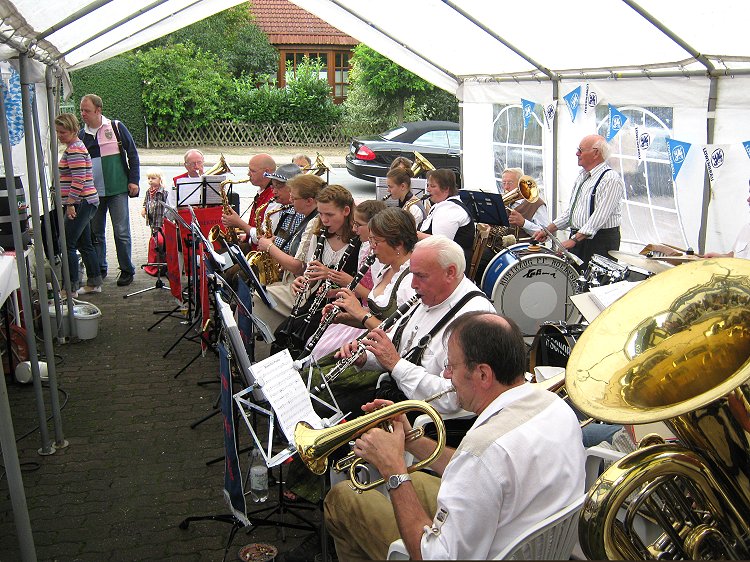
[{"x1": 0, "y1": 197, "x2": 321, "y2": 561}]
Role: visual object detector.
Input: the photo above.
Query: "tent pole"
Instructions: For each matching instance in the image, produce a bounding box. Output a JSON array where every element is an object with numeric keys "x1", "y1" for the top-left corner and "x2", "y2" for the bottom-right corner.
[
  {"x1": 0, "y1": 60, "x2": 39, "y2": 562},
  {"x1": 18, "y1": 55, "x2": 60, "y2": 455},
  {"x1": 550, "y1": 80, "x2": 559, "y2": 219},
  {"x1": 697, "y1": 77, "x2": 718, "y2": 254}
]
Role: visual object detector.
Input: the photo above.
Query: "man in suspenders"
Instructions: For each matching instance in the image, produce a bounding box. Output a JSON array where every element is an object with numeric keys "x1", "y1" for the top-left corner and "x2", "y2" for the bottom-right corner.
[{"x1": 535, "y1": 134, "x2": 624, "y2": 268}]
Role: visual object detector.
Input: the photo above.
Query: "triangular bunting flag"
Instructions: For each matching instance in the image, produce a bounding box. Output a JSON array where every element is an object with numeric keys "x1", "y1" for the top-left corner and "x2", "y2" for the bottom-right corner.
[
  {"x1": 521, "y1": 98, "x2": 536, "y2": 129},
  {"x1": 743, "y1": 140, "x2": 750, "y2": 160},
  {"x1": 634, "y1": 126, "x2": 652, "y2": 161},
  {"x1": 543, "y1": 101, "x2": 556, "y2": 132},
  {"x1": 563, "y1": 86, "x2": 581, "y2": 122},
  {"x1": 702, "y1": 144, "x2": 731, "y2": 186},
  {"x1": 583, "y1": 83, "x2": 599, "y2": 114},
  {"x1": 606, "y1": 105, "x2": 628, "y2": 142},
  {"x1": 667, "y1": 138, "x2": 691, "y2": 182}
]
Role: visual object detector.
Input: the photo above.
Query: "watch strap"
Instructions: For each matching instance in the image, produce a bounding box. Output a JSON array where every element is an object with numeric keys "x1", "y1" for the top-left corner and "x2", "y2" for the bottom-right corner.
[{"x1": 386, "y1": 473, "x2": 412, "y2": 492}]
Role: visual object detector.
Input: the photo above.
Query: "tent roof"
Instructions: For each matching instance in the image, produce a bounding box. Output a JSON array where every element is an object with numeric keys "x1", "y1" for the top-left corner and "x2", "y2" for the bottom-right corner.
[{"x1": 0, "y1": 0, "x2": 747, "y2": 85}]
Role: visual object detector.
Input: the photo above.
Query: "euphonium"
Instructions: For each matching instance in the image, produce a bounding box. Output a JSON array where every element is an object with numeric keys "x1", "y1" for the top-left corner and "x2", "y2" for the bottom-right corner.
[
  {"x1": 566, "y1": 258, "x2": 750, "y2": 560},
  {"x1": 294, "y1": 390, "x2": 450, "y2": 492},
  {"x1": 410, "y1": 151, "x2": 436, "y2": 176}
]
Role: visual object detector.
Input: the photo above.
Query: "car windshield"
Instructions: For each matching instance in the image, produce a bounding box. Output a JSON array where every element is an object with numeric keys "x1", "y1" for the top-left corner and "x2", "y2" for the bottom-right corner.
[{"x1": 381, "y1": 126, "x2": 407, "y2": 140}]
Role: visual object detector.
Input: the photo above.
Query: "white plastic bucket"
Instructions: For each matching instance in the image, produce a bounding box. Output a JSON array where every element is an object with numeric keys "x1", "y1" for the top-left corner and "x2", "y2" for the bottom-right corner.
[
  {"x1": 49, "y1": 302, "x2": 102, "y2": 340},
  {"x1": 15, "y1": 360, "x2": 48, "y2": 383}
]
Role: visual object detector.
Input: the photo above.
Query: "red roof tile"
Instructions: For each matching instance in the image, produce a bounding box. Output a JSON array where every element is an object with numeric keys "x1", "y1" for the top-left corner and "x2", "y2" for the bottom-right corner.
[{"x1": 250, "y1": 0, "x2": 358, "y2": 46}]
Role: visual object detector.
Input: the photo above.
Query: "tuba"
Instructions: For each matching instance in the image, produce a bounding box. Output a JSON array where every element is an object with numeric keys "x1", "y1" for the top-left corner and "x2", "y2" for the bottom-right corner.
[
  {"x1": 566, "y1": 258, "x2": 750, "y2": 560},
  {"x1": 410, "y1": 151, "x2": 436, "y2": 177}
]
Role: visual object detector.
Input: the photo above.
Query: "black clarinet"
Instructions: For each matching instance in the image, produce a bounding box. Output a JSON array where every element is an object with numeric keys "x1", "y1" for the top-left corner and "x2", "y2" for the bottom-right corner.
[
  {"x1": 289, "y1": 226, "x2": 327, "y2": 319},
  {"x1": 315, "y1": 295, "x2": 420, "y2": 392},
  {"x1": 301, "y1": 238, "x2": 356, "y2": 327},
  {"x1": 303, "y1": 252, "x2": 377, "y2": 353}
]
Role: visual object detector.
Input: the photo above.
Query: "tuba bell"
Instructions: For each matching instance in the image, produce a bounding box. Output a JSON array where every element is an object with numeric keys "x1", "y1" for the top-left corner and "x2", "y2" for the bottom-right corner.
[{"x1": 566, "y1": 258, "x2": 750, "y2": 560}]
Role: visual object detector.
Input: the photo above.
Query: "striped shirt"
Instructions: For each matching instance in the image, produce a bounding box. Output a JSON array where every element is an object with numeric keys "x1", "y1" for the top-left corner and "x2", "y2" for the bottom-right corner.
[
  {"x1": 554, "y1": 162, "x2": 623, "y2": 237},
  {"x1": 59, "y1": 139, "x2": 98, "y2": 205}
]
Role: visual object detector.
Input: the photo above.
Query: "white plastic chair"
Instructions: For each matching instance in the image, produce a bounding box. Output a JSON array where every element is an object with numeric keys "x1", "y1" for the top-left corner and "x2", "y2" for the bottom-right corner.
[{"x1": 386, "y1": 494, "x2": 586, "y2": 560}]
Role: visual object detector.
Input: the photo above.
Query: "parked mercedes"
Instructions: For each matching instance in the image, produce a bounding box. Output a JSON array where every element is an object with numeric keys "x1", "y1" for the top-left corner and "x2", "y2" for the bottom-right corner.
[{"x1": 345, "y1": 121, "x2": 461, "y2": 183}]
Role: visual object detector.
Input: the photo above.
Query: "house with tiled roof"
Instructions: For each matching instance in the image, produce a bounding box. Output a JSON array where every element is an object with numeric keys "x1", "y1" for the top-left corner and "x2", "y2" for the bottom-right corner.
[{"x1": 250, "y1": 0, "x2": 358, "y2": 103}]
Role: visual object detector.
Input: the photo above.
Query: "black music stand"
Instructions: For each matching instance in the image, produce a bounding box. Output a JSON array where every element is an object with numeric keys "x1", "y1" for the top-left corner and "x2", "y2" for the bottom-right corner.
[
  {"x1": 176, "y1": 175, "x2": 227, "y2": 207},
  {"x1": 459, "y1": 190, "x2": 510, "y2": 226}
]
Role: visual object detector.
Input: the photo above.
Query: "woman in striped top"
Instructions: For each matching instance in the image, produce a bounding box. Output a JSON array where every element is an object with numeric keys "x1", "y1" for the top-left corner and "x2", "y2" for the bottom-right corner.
[{"x1": 55, "y1": 113, "x2": 101, "y2": 296}]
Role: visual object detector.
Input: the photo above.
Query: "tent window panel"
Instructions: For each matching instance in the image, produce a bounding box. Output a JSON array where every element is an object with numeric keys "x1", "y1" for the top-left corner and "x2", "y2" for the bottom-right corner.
[
  {"x1": 621, "y1": 203, "x2": 660, "y2": 245},
  {"x1": 492, "y1": 104, "x2": 544, "y2": 191}
]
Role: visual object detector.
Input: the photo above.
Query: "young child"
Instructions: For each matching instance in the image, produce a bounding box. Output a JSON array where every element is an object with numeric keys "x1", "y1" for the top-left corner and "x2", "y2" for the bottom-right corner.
[
  {"x1": 141, "y1": 168, "x2": 168, "y2": 277},
  {"x1": 141, "y1": 168, "x2": 167, "y2": 230}
]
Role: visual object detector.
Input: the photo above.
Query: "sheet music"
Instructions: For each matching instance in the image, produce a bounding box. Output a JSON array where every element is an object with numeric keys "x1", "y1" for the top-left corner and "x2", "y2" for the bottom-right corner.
[
  {"x1": 250, "y1": 349, "x2": 323, "y2": 445},
  {"x1": 175, "y1": 175, "x2": 225, "y2": 206},
  {"x1": 589, "y1": 280, "x2": 641, "y2": 311}
]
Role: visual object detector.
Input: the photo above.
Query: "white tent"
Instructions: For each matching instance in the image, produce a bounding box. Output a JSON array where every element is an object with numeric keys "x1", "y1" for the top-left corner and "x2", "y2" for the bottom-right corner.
[{"x1": 0, "y1": 1, "x2": 749, "y2": 559}]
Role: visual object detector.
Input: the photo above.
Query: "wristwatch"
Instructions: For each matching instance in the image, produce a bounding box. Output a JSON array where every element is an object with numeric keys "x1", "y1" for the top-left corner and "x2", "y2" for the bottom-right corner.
[{"x1": 386, "y1": 473, "x2": 412, "y2": 492}]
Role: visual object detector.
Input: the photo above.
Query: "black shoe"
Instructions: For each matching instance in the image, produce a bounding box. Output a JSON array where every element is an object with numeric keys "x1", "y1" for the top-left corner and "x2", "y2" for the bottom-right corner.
[{"x1": 116, "y1": 271, "x2": 134, "y2": 286}]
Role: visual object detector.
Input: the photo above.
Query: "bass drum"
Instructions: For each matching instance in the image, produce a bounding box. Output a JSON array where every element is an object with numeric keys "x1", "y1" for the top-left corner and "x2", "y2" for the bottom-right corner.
[
  {"x1": 529, "y1": 322, "x2": 587, "y2": 370},
  {"x1": 480, "y1": 243, "x2": 579, "y2": 335}
]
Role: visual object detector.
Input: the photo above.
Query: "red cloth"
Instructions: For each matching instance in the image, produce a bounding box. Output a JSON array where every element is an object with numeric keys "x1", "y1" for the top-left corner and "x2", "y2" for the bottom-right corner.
[
  {"x1": 172, "y1": 171, "x2": 188, "y2": 188},
  {"x1": 249, "y1": 184, "x2": 274, "y2": 229}
]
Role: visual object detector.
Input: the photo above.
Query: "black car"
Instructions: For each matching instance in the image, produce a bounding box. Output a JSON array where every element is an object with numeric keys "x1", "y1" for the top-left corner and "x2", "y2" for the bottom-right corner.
[{"x1": 345, "y1": 121, "x2": 461, "y2": 183}]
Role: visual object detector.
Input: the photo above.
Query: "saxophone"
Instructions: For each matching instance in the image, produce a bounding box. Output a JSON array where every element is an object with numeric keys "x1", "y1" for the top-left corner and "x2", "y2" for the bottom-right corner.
[
  {"x1": 208, "y1": 183, "x2": 241, "y2": 246},
  {"x1": 303, "y1": 252, "x2": 377, "y2": 353},
  {"x1": 245, "y1": 198, "x2": 284, "y2": 285}
]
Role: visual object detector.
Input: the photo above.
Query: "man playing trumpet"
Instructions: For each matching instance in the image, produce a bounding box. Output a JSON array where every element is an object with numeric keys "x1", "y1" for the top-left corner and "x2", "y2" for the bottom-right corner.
[
  {"x1": 325, "y1": 311, "x2": 585, "y2": 561},
  {"x1": 501, "y1": 167, "x2": 549, "y2": 239}
]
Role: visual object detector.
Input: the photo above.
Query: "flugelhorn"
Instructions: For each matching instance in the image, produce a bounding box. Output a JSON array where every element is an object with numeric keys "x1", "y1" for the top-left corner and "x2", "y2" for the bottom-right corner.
[
  {"x1": 294, "y1": 388, "x2": 451, "y2": 492},
  {"x1": 502, "y1": 174, "x2": 539, "y2": 208}
]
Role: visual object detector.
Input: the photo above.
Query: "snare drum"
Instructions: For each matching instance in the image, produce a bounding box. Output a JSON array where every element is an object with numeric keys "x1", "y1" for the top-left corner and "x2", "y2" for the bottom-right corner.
[
  {"x1": 480, "y1": 243, "x2": 580, "y2": 335},
  {"x1": 529, "y1": 322, "x2": 587, "y2": 370}
]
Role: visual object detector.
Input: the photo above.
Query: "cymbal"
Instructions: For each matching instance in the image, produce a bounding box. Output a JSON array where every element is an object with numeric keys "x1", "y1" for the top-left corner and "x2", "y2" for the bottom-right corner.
[
  {"x1": 608, "y1": 250, "x2": 674, "y2": 274},
  {"x1": 649, "y1": 255, "x2": 701, "y2": 264}
]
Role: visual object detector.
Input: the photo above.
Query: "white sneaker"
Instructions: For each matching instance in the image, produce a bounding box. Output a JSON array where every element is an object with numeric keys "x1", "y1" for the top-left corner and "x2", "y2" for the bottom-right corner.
[{"x1": 81, "y1": 285, "x2": 102, "y2": 294}]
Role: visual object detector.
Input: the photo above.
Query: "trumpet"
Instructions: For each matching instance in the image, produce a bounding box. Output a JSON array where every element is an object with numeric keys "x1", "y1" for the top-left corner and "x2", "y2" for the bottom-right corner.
[
  {"x1": 315, "y1": 295, "x2": 421, "y2": 393},
  {"x1": 294, "y1": 386, "x2": 453, "y2": 492},
  {"x1": 304, "y1": 253, "x2": 376, "y2": 353}
]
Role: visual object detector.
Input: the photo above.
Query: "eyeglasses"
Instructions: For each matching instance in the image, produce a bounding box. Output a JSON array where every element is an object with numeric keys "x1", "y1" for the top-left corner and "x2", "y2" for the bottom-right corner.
[
  {"x1": 353, "y1": 221, "x2": 366, "y2": 228},
  {"x1": 576, "y1": 147, "x2": 598, "y2": 154},
  {"x1": 443, "y1": 359, "x2": 466, "y2": 374},
  {"x1": 185, "y1": 160, "x2": 204, "y2": 166},
  {"x1": 368, "y1": 236, "x2": 386, "y2": 246}
]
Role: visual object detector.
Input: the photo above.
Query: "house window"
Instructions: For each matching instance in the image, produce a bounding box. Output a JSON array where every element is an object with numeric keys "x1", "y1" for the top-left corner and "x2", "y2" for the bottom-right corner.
[
  {"x1": 334, "y1": 52, "x2": 349, "y2": 100},
  {"x1": 284, "y1": 52, "x2": 328, "y2": 83}
]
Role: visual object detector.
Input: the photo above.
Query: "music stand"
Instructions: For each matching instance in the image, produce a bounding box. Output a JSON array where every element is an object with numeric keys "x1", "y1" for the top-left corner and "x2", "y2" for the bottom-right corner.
[
  {"x1": 176, "y1": 175, "x2": 227, "y2": 207},
  {"x1": 459, "y1": 190, "x2": 510, "y2": 226}
]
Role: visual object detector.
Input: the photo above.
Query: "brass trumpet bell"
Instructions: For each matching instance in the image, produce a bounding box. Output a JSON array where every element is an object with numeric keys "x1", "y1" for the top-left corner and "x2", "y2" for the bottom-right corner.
[
  {"x1": 502, "y1": 175, "x2": 539, "y2": 206},
  {"x1": 411, "y1": 151, "x2": 436, "y2": 176},
  {"x1": 204, "y1": 154, "x2": 231, "y2": 176},
  {"x1": 307, "y1": 153, "x2": 331, "y2": 177}
]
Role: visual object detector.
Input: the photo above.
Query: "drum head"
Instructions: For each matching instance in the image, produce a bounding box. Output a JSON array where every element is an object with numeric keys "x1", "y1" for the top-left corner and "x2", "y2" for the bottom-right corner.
[{"x1": 486, "y1": 252, "x2": 579, "y2": 335}]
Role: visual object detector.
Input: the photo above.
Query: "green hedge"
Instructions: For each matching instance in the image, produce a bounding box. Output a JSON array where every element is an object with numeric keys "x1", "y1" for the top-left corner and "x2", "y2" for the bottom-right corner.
[{"x1": 69, "y1": 55, "x2": 146, "y2": 146}]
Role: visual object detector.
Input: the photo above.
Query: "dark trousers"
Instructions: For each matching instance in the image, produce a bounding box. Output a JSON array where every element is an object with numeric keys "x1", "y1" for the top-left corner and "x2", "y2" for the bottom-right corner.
[{"x1": 571, "y1": 226, "x2": 620, "y2": 270}]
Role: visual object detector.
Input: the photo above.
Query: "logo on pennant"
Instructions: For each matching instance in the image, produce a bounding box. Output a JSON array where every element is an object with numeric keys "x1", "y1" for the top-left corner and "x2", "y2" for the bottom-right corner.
[
  {"x1": 606, "y1": 105, "x2": 628, "y2": 142},
  {"x1": 634, "y1": 127, "x2": 651, "y2": 160},
  {"x1": 563, "y1": 86, "x2": 581, "y2": 122},
  {"x1": 667, "y1": 138, "x2": 691, "y2": 182},
  {"x1": 743, "y1": 140, "x2": 750, "y2": 159},
  {"x1": 583, "y1": 83, "x2": 598, "y2": 114},
  {"x1": 521, "y1": 98, "x2": 536, "y2": 129},
  {"x1": 711, "y1": 148, "x2": 725, "y2": 168},
  {"x1": 544, "y1": 102, "x2": 556, "y2": 132}
]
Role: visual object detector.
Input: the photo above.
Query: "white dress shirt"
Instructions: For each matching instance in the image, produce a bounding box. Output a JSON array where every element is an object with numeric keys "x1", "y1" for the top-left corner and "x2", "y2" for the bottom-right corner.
[
  {"x1": 361, "y1": 276, "x2": 496, "y2": 414},
  {"x1": 554, "y1": 162, "x2": 624, "y2": 237},
  {"x1": 420, "y1": 383, "x2": 585, "y2": 560},
  {"x1": 419, "y1": 196, "x2": 471, "y2": 239},
  {"x1": 732, "y1": 224, "x2": 750, "y2": 259}
]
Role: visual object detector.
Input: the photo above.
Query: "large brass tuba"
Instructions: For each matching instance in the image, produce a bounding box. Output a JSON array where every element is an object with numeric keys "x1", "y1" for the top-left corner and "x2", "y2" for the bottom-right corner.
[
  {"x1": 566, "y1": 258, "x2": 750, "y2": 560},
  {"x1": 294, "y1": 397, "x2": 447, "y2": 492}
]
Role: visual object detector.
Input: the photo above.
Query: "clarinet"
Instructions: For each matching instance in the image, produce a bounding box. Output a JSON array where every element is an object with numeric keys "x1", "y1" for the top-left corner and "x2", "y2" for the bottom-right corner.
[
  {"x1": 314, "y1": 295, "x2": 420, "y2": 392},
  {"x1": 290, "y1": 226, "x2": 327, "y2": 318},
  {"x1": 301, "y1": 238, "x2": 356, "y2": 327},
  {"x1": 304, "y1": 252, "x2": 377, "y2": 353}
]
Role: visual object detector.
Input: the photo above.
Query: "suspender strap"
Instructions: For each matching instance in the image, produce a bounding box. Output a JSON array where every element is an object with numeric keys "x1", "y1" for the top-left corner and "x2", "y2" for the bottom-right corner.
[
  {"x1": 402, "y1": 290, "x2": 490, "y2": 364},
  {"x1": 589, "y1": 169, "x2": 613, "y2": 216}
]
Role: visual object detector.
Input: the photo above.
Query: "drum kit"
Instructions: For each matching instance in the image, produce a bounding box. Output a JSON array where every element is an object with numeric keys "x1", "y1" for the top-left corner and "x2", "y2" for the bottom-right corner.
[{"x1": 515, "y1": 247, "x2": 690, "y2": 370}]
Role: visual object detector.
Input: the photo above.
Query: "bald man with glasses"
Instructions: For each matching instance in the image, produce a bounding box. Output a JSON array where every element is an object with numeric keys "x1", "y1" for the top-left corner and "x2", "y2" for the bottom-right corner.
[{"x1": 534, "y1": 134, "x2": 624, "y2": 268}]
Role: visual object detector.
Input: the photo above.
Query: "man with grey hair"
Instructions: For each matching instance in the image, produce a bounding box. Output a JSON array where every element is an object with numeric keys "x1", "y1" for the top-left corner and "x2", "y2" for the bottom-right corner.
[
  {"x1": 534, "y1": 134, "x2": 624, "y2": 268},
  {"x1": 338, "y1": 235, "x2": 495, "y2": 415},
  {"x1": 172, "y1": 149, "x2": 205, "y2": 186},
  {"x1": 501, "y1": 167, "x2": 549, "y2": 238}
]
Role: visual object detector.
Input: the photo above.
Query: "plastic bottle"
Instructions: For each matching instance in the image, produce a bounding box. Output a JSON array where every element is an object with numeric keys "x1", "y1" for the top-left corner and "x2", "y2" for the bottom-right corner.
[{"x1": 249, "y1": 448, "x2": 269, "y2": 503}]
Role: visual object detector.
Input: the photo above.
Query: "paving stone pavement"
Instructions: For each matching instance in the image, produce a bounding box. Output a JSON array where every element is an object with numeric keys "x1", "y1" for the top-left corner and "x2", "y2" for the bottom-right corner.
[{"x1": 0, "y1": 196, "x2": 324, "y2": 561}]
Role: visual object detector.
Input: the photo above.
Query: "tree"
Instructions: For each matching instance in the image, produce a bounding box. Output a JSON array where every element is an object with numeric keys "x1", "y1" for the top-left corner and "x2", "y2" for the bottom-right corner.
[
  {"x1": 135, "y1": 43, "x2": 230, "y2": 132},
  {"x1": 350, "y1": 44, "x2": 432, "y2": 122}
]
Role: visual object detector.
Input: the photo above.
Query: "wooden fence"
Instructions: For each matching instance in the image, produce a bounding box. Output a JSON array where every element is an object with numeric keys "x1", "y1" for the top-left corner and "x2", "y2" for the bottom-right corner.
[{"x1": 147, "y1": 120, "x2": 351, "y2": 148}]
